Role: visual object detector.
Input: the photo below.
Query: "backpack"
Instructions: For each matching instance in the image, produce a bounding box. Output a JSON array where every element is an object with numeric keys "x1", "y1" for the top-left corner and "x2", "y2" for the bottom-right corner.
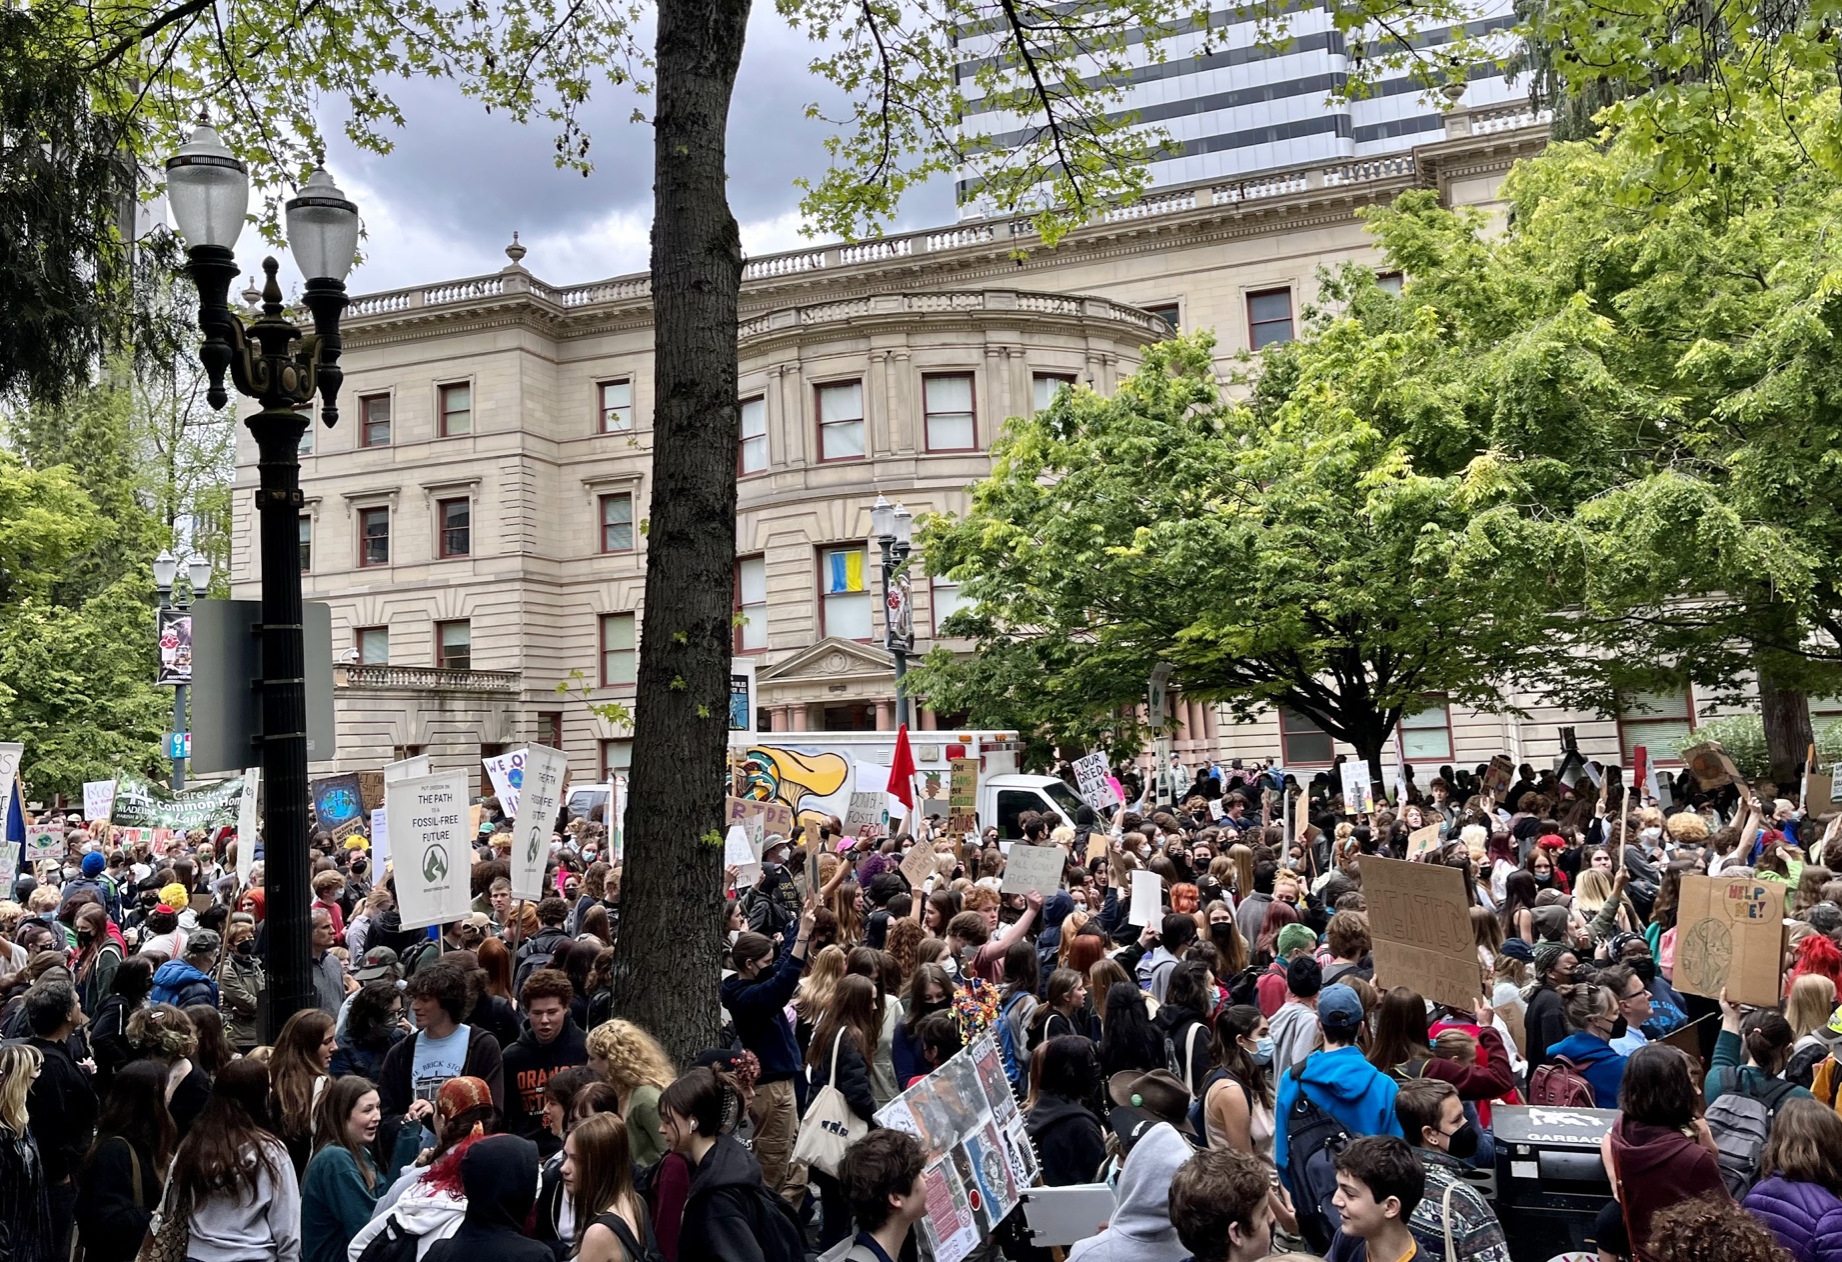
[
  {"x1": 1527, "y1": 1056, "x2": 1597, "y2": 1109},
  {"x1": 1224, "y1": 966, "x2": 1262, "y2": 1008},
  {"x1": 1281, "y1": 1058, "x2": 1352, "y2": 1254},
  {"x1": 741, "y1": 1184, "x2": 807, "y2": 1262},
  {"x1": 353, "y1": 1213, "x2": 427, "y2": 1262},
  {"x1": 995, "y1": 991, "x2": 1030, "y2": 1091},
  {"x1": 1163, "y1": 1021, "x2": 1207, "y2": 1097},
  {"x1": 592, "y1": 1210, "x2": 667, "y2": 1262},
  {"x1": 1187, "y1": 1067, "x2": 1243, "y2": 1144},
  {"x1": 1706, "y1": 1068, "x2": 1799, "y2": 1198}
]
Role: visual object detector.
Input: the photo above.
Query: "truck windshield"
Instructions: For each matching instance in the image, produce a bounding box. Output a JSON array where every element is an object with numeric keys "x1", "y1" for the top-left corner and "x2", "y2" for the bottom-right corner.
[{"x1": 1041, "y1": 779, "x2": 1084, "y2": 817}]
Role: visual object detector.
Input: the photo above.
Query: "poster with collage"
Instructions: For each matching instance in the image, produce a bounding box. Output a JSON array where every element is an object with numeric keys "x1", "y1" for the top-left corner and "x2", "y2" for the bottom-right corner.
[{"x1": 873, "y1": 1032, "x2": 1040, "y2": 1262}]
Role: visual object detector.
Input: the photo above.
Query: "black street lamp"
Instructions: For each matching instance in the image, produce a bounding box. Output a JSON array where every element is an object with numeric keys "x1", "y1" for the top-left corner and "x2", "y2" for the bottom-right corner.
[
  {"x1": 871, "y1": 495, "x2": 914, "y2": 729},
  {"x1": 165, "y1": 121, "x2": 359, "y2": 1039}
]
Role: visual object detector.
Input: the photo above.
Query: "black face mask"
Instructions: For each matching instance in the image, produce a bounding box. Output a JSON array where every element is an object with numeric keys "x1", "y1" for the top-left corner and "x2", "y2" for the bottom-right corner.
[
  {"x1": 1631, "y1": 957, "x2": 1658, "y2": 985},
  {"x1": 236, "y1": 939, "x2": 254, "y2": 956},
  {"x1": 1443, "y1": 1119, "x2": 1481, "y2": 1160}
]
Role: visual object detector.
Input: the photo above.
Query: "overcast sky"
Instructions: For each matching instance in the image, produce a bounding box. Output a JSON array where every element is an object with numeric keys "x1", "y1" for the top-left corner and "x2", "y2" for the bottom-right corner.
[{"x1": 319, "y1": 10, "x2": 958, "y2": 297}]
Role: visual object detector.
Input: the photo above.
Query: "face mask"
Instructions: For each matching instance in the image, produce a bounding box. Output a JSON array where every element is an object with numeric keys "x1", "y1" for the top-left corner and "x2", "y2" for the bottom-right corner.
[
  {"x1": 78, "y1": 929, "x2": 95, "y2": 944},
  {"x1": 63, "y1": 867, "x2": 78, "y2": 882},
  {"x1": 1249, "y1": 1036, "x2": 1275, "y2": 1066},
  {"x1": 1631, "y1": 957, "x2": 1657, "y2": 985},
  {"x1": 1442, "y1": 1119, "x2": 1481, "y2": 1160},
  {"x1": 236, "y1": 939, "x2": 254, "y2": 956}
]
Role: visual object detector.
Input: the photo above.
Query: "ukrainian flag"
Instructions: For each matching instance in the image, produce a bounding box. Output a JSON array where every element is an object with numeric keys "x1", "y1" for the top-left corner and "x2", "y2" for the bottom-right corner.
[{"x1": 828, "y1": 549, "x2": 864, "y2": 594}]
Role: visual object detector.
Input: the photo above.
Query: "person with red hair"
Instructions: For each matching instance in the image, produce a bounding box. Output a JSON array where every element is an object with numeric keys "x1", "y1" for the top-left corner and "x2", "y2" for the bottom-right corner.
[{"x1": 237, "y1": 888, "x2": 266, "y2": 923}]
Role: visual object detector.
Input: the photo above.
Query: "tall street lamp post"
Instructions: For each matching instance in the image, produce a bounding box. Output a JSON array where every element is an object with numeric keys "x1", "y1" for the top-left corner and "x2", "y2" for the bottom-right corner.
[
  {"x1": 872, "y1": 496, "x2": 914, "y2": 729},
  {"x1": 164, "y1": 121, "x2": 359, "y2": 1038},
  {"x1": 152, "y1": 550, "x2": 213, "y2": 789}
]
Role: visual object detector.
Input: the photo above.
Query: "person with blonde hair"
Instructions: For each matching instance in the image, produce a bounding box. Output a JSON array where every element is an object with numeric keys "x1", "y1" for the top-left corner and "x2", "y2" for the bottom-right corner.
[
  {"x1": 585, "y1": 1019, "x2": 675, "y2": 1167},
  {"x1": 794, "y1": 943, "x2": 846, "y2": 1049},
  {"x1": 0, "y1": 1042, "x2": 51, "y2": 1262},
  {"x1": 563, "y1": 1112, "x2": 649, "y2": 1262}
]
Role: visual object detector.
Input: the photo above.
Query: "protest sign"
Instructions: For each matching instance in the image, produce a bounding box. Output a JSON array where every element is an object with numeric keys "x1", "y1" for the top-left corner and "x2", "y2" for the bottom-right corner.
[
  {"x1": 1406, "y1": 822, "x2": 1442, "y2": 860},
  {"x1": 1339, "y1": 760, "x2": 1374, "y2": 815},
  {"x1": 1085, "y1": 834, "x2": 1109, "y2": 864},
  {"x1": 236, "y1": 768, "x2": 260, "y2": 889},
  {"x1": 724, "y1": 824, "x2": 761, "y2": 885},
  {"x1": 1681, "y1": 741, "x2": 1743, "y2": 792},
  {"x1": 948, "y1": 758, "x2": 979, "y2": 834},
  {"x1": 1482, "y1": 755, "x2": 1514, "y2": 800},
  {"x1": 358, "y1": 771, "x2": 385, "y2": 813},
  {"x1": 383, "y1": 754, "x2": 431, "y2": 784},
  {"x1": 83, "y1": 780, "x2": 115, "y2": 823},
  {"x1": 1001, "y1": 843, "x2": 1066, "y2": 896},
  {"x1": 901, "y1": 840, "x2": 937, "y2": 890},
  {"x1": 370, "y1": 809, "x2": 389, "y2": 865},
  {"x1": 310, "y1": 773, "x2": 366, "y2": 840},
  {"x1": 725, "y1": 795, "x2": 794, "y2": 838},
  {"x1": 385, "y1": 771, "x2": 473, "y2": 930},
  {"x1": 846, "y1": 791, "x2": 888, "y2": 837},
  {"x1": 1362, "y1": 854, "x2": 1481, "y2": 1011},
  {"x1": 481, "y1": 749, "x2": 525, "y2": 817},
  {"x1": 112, "y1": 773, "x2": 245, "y2": 831},
  {"x1": 1128, "y1": 869, "x2": 1163, "y2": 926},
  {"x1": 509, "y1": 745, "x2": 567, "y2": 901},
  {"x1": 1807, "y1": 772, "x2": 1833, "y2": 811},
  {"x1": 24, "y1": 825, "x2": 62, "y2": 865},
  {"x1": 1673, "y1": 875, "x2": 1786, "y2": 1008},
  {"x1": 1072, "y1": 752, "x2": 1118, "y2": 812}
]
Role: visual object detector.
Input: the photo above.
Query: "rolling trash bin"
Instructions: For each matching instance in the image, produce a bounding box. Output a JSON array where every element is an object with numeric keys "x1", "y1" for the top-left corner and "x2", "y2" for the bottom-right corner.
[{"x1": 1491, "y1": 1104, "x2": 1619, "y2": 1262}]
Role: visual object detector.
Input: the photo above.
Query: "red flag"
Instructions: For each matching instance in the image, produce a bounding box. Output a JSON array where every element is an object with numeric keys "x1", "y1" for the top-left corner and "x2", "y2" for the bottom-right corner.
[{"x1": 887, "y1": 724, "x2": 917, "y2": 809}]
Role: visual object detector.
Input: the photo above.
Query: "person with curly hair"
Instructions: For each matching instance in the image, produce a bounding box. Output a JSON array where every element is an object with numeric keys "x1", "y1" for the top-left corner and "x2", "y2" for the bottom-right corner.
[
  {"x1": 503, "y1": 969, "x2": 589, "y2": 1157},
  {"x1": 126, "y1": 1002, "x2": 208, "y2": 1140},
  {"x1": 1648, "y1": 1194, "x2": 1791, "y2": 1262},
  {"x1": 585, "y1": 1019, "x2": 675, "y2": 1167}
]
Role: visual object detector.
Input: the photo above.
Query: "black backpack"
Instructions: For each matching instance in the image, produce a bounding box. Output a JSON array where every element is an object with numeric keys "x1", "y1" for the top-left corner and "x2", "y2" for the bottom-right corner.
[
  {"x1": 1281, "y1": 1058, "x2": 1352, "y2": 1254},
  {"x1": 1224, "y1": 966, "x2": 1263, "y2": 1008},
  {"x1": 592, "y1": 1211, "x2": 667, "y2": 1262},
  {"x1": 353, "y1": 1213, "x2": 426, "y2": 1262},
  {"x1": 739, "y1": 1185, "x2": 806, "y2": 1262}
]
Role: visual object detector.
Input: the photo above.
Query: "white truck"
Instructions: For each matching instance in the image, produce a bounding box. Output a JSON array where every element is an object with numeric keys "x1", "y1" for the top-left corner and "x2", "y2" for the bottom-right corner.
[{"x1": 732, "y1": 730, "x2": 1084, "y2": 839}]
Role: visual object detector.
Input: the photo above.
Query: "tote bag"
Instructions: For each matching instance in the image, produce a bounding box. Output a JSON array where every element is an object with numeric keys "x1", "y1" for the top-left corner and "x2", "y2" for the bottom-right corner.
[{"x1": 791, "y1": 1030, "x2": 869, "y2": 1178}]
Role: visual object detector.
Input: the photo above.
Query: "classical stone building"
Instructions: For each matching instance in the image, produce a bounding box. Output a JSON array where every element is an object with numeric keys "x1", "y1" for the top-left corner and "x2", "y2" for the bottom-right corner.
[{"x1": 230, "y1": 105, "x2": 1741, "y2": 793}]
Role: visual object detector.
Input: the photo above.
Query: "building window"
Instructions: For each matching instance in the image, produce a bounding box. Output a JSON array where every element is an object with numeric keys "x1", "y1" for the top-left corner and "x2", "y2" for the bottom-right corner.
[
  {"x1": 356, "y1": 626, "x2": 390, "y2": 665},
  {"x1": 1399, "y1": 699, "x2": 1453, "y2": 761},
  {"x1": 739, "y1": 396, "x2": 768, "y2": 475},
  {"x1": 599, "y1": 493, "x2": 635, "y2": 553},
  {"x1": 539, "y1": 711, "x2": 563, "y2": 749},
  {"x1": 438, "y1": 498, "x2": 471, "y2": 558},
  {"x1": 600, "y1": 612, "x2": 637, "y2": 687},
  {"x1": 931, "y1": 577, "x2": 968, "y2": 636},
  {"x1": 736, "y1": 555, "x2": 768, "y2": 652},
  {"x1": 1376, "y1": 272, "x2": 1404, "y2": 295},
  {"x1": 923, "y1": 373, "x2": 976, "y2": 451},
  {"x1": 439, "y1": 383, "x2": 472, "y2": 437},
  {"x1": 1145, "y1": 302, "x2": 1180, "y2": 330},
  {"x1": 359, "y1": 507, "x2": 390, "y2": 567},
  {"x1": 1032, "y1": 374, "x2": 1075, "y2": 414},
  {"x1": 599, "y1": 379, "x2": 633, "y2": 433},
  {"x1": 820, "y1": 545, "x2": 872, "y2": 640},
  {"x1": 299, "y1": 425, "x2": 314, "y2": 455},
  {"x1": 601, "y1": 739, "x2": 632, "y2": 780},
  {"x1": 299, "y1": 515, "x2": 313, "y2": 573},
  {"x1": 1248, "y1": 289, "x2": 1294, "y2": 349},
  {"x1": 1279, "y1": 707, "x2": 1334, "y2": 765},
  {"x1": 436, "y1": 620, "x2": 471, "y2": 671},
  {"x1": 1619, "y1": 689, "x2": 1695, "y2": 764},
  {"x1": 360, "y1": 394, "x2": 391, "y2": 447},
  {"x1": 392, "y1": 744, "x2": 424, "y2": 761},
  {"x1": 817, "y1": 381, "x2": 865, "y2": 462}
]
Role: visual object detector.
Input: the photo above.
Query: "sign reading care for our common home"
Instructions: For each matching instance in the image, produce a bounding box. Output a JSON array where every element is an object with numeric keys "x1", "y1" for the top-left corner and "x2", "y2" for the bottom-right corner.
[{"x1": 385, "y1": 771, "x2": 472, "y2": 931}]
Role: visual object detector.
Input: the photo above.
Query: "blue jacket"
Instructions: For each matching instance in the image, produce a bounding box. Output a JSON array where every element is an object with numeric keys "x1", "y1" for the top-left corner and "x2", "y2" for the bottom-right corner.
[
  {"x1": 148, "y1": 958, "x2": 219, "y2": 1010},
  {"x1": 1546, "y1": 1032, "x2": 1627, "y2": 1108},
  {"x1": 1746, "y1": 1175, "x2": 1842, "y2": 1262},
  {"x1": 1274, "y1": 1045, "x2": 1402, "y2": 1175},
  {"x1": 719, "y1": 934, "x2": 805, "y2": 1082}
]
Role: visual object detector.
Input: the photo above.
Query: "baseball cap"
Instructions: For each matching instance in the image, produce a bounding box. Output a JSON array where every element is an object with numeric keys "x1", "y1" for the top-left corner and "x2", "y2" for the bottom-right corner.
[
  {"x1": 1317, "y1": 983, "x2": 1364, "y2": 1034},
  {"x1": 185, "y1": 929, "x2": 222, "y2": 957},
  {"x1": 356, "y1": 946, "x2": 401, "y2": 983},
  {"x1": 1498, "y1": 938, "x2": 1534, "y2": 963},
  {"x1": 457, "y1": 912, "x2": 493, "y2": 938}
]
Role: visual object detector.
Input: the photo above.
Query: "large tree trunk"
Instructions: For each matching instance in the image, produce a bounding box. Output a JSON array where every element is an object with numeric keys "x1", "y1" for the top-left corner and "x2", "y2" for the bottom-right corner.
[
  {"x1": 1757, "y1": 650, "x2": 1813, "y2": 789},
  {"x1": 607, "y1": 0, "x2": 750, "y2": 1067}
]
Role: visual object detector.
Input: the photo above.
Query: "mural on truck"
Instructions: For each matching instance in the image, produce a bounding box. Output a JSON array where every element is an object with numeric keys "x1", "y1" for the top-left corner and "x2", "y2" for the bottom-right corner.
[{"x1": 736, "y1": 744, "x2": 853, "y2": 827}]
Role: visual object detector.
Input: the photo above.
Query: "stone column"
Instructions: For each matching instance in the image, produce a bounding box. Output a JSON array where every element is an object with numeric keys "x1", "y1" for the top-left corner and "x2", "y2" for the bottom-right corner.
[
  {"x1": 790, "y1": 704, "x2": 808, "y2": 731},
  {"x1": 770, "y1": 706, "x2": 790, "y2": 732},
  {"x1": 876, "y1": 699, "x2": 896, "y2": 730}
]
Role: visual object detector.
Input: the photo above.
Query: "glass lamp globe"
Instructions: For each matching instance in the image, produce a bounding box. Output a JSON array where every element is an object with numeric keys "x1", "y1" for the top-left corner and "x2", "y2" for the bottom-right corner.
[
  {"x1": 284, "y1": 168, "x2": 360, "y2": 282},
  {"x1": 164, "y1": 124, "x2": 249, "y2": 250}
]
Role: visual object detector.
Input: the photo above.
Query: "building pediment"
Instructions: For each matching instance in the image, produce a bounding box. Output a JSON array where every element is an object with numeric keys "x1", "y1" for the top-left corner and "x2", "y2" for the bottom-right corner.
[{"x1": 757, "y1": 638, "x2": 895, "y2": 685}]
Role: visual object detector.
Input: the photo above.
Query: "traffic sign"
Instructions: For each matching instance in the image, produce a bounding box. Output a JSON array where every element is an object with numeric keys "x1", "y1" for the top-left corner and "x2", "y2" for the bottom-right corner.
[{"x1": 166, "y1": 733, "x2": 192, "y2": 759}]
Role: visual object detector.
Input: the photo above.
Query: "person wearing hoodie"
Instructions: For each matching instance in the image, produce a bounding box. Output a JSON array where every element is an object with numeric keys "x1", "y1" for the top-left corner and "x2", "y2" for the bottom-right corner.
[
  {"x1": 378, "y1": 964, "x2": 506, "y2": 1121},
  {"x1": 1065, "y1": 1118, "x2": 1194, "y2": 1262},
  {"x1": 717, "y1": 899, "x2": 816, "y2": 1205},
  {"x1": 1135, "y1": 914, "x2": 1198, "y2": 1004},
  {"x1": 660, "y1": 1066, "x2": 805, "y2": 1262},
  {"x1": 1601, "y1": 1043, "x2": 1730, "y2": 1262},
  {"x1": 1744, "y1": 1098, "x2": 1842, "y2": 1262},
  {"x1": 1024, "y1": 1037, "x2": 1108, "y2": 1186},
  {"x1": 347, "y1": 1077, "x2": 499, "y2": 1261},
  {"x1": 1154, "y1": 961, "x2": 1216, "y2": 1097},
  {"x1": 1035, "y1": 891, "x2": 1077, "y2": 976},
  {"x1": 1268, "y1": 956, "x2": 1324, "y2": 1082},
  {"x1": 149, "y1": 932, "x2": 222, "y2": 1010},
  {"x1": 513, "y1": 899, "x2": 573, "y2": 994},
  {"x1": 502, "y1": 969, "x2": 588, "y2": 1158},
  {"x1": 60, "y1": 852, "x2": 123, "y2": 923},
  {"x1": 1544, "y1": 982, "x2": 1627, "y2": 1108},
  {"x1": 1273, "y1": 985, "x2": 1402, "y2": 1179},
  {"x1": 419, "y1": 1135, "x2": 552, "y2": 1262}
]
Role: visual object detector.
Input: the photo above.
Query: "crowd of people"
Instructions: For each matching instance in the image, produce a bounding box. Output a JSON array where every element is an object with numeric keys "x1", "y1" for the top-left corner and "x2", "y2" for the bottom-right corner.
[{"x1": 1, "y1": 751, "x2": 1840, "y2": 1262}]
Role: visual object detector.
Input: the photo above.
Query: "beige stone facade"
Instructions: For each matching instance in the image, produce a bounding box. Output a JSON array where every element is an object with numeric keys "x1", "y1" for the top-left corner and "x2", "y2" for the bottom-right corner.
[{"x1": 233, "y1": 105, "x2": 1737, "y2": 791}]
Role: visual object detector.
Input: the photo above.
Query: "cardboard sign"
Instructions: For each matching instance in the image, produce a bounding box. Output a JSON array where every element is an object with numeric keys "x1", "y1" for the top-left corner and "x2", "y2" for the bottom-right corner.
[
  {"x1": 1072, "y1": 751, "x2": 1118, "y2": 812},
  {"x1": 509, "y1": 745, "x2": 567, "y2": 901},
  {"x1": 1085, "y1": 834, "x2": 1109, "y2": 864},
  {"x1": 83, "y1": 780, "x2": 115, "y2": 823},
  {"x1": 846, "y1": 791, "x2": 889, "y2": 837},
  {"x1": 1806, "y1": 772, "x2": 1834, "y2": 811},
  {"x1": 1406, "y1": 822, "x2": 1442, "y2": 860},
  {"x1": 1339, "y1": 760, "x2": 1374, "y2": 815},
  {"x1": 901, "y1": 840, "x2": 937, "y2": 890},
  {"x1": 386, "y1": 771, "x2": 474, "y2": 930},
  {"x1": 1362, "y1": 854, "x2": 1481, "y2": 1011},
  {"x1": 725, "y1": 795, "x2": 794, "y2": 839},
  {"x1": 1681, "y1": 741, "x2": 1743, "y2": 792},
  {"x1": 1483, "y1": 755, "x2": 1514, "y2": 800},
  {"x1": 1673, "y1": 875, "x2": 1787, "y2": 1008},
  {"x1": 310, "y1": 773, "x2": 366, "y2": 839},
  {"x1": 1001, "y1": 843, "x2": 1066, "y2": 896},
  {"x1": 1128, "y1": 869, "x2": 1163, "y2": 926},
  {"x1": 358, "y1": 771, "x2": 386, "y2": 813},
  {"x1": 948, "y1": 758, "x2": 979, "y2": 834}
]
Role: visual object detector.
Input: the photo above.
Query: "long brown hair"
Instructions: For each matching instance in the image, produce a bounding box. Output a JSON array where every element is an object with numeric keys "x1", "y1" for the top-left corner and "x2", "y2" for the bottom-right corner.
[
  {"x1": 808, "y1": 974, "x2": 880, "y2": 1072},
  {"x1": 269, "y1": 1009, "x2": 332, "y2": 1139},
  {"x1": 477, "y1": 936, "x2": 515, "y2": 1003},
  {"x1": 311, "y1": 1075, "x2": 379, "y2": 1191},
  {"x1": 568, "y1": 1112, "x2": 643, "y2": 1250},
  {"x1": 170, "y1": 1060, "x2": 284, "y2": 1218}
]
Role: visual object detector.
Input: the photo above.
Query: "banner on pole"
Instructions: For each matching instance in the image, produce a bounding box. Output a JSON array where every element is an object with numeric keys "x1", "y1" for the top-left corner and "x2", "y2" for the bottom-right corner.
[
  {"x1": 385, "y1": 771, "x2": 473, "y2": 931},
  {"x1": 509, "y1": 745, "x2": 567, "y2": 901}
]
